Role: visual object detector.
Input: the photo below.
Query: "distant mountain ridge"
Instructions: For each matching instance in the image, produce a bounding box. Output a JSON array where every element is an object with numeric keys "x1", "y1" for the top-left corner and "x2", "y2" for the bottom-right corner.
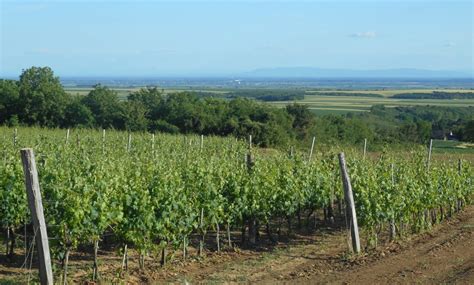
[{"x1": 241, "y1": 67, "x2": 472, "y2": 78}]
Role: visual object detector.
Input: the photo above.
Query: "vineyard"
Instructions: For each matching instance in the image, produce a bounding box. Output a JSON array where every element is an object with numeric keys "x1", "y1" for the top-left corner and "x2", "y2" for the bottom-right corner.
[{"x1": 0, "y1": 127, "x2": 472, "y2": 283}]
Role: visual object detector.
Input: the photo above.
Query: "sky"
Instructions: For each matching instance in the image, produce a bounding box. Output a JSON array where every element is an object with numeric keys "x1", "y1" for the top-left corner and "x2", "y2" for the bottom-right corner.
[{"x1": 0, "y1": 0, "x2": 473, "y2": 77}]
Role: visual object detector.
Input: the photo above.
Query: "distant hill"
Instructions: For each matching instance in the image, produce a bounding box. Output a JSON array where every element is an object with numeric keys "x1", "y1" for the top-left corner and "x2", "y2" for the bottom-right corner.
[{"x1": 241, "y1": 67, "x2": 472, "y2": 78}]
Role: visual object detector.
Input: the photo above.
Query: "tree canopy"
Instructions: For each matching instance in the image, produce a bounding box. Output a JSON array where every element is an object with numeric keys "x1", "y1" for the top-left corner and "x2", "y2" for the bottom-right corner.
[{"x1": 1, "y1": 66, "x2": 473, "y2": 147}]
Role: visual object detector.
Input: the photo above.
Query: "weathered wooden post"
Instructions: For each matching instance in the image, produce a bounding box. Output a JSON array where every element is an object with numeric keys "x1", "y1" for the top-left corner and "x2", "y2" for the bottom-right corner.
[
  {"x1": 338, "y1": 152, "x2": 361, "y2": 254},
  {"x1": 427, "y1": 139, "x2": 433, "y2": 171},
  {"x1": 151, "y1": 133, "x2": 155, "y2": 151},
  {"x1": 457, "y1": 159, "x2": 463, "y2": 211},
  {"x1": 65, "y1": 129, "x2": 70, "y2": 145},
  {"x1": 246, "y1": 135, "x2": 257, "y2": 244},
  {"x1": 246, "y1": 135, "x2": 254, "y2": 171},
  {"x1": 20, "y1": 148, "x2": 53, "y2": 285},
  {"x1": 389, "y1": 163, "x2": 396, "y2": 240},
  {"x1": 198, "y1": 208, "x2": 205, "y2": 256},
  {"x1": 363, "y1": 138, "x2": 367, "y2": 159},
  {"x1": 309, "y1": 136, "x2": 316, "y2": 161},
  {"x1": 127, "y1": 133, "x2": 132, "y2": 152},
  {"x1": 200, "y1": 134, "x2": 204, "y2": 152},
  {"x1": 13, "y1": 128, "x2": 18, "y2": 146},
  {"x1": 102, "y1": 129, "x2": 106, "y2": 153}
]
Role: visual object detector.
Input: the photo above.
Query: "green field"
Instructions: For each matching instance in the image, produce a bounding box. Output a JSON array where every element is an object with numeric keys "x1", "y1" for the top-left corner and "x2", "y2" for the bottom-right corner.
[
  {"x1": 432, "y1": 139, "x2": 474, "y2": 154},
  {"x1": 306, "y1": 88, "x2": 473, "y2": 97},
  {"x1": 66, "y1": 87, "x2": 229, "y2": 100},
  {"x1": 269, "y1": 94, "x2": 474, "y2": 114},
  {"x1": 65, "y1": 87, "x2": 474, "y2": 115}
]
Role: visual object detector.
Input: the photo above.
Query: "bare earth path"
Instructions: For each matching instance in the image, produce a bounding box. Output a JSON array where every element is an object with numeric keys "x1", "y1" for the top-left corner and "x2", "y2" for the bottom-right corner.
[{"x1": 168, "y1": 206, "x2": 474, "y2": 284}]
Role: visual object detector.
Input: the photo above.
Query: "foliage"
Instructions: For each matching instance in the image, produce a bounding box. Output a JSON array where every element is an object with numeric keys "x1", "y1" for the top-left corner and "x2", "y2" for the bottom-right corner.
[
  {"x1": 0, "y1": 127, "x2": 472, "y2": 265},
  {"x1": 392, "y1": 91, "x2": 474, "y2": 99},
  {"x1": 1, "y1": 67, "x2": 473, "y2": 148}
]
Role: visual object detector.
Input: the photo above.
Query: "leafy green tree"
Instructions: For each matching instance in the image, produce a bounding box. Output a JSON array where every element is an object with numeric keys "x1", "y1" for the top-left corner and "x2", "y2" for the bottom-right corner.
[
  {"x1": 0, "y1": 80, "x2": 20, "y2": 124},
  {"x1": 63, "y1": 97, "x2": 95, "y2": 128},
  {"x1": 82, "y1": 85, "x2": 125, "y2": 129},
  {"x1": 17, "y1": 67, "x2": 69, "y2": 126},
  {"x1": 124, "y1": 101, "x2": 149, "y2": 132},
  {"x1": 128, "y1": 87, "x2": 163, "y2": 121},
  {"x1": 150, "y1": 120, "x2": 180, "y2": 133},
  {"x1": 286, "y1": 104, "x2": 315, "y2": 140},
  {"x1": 459, "y1": 120, "x2": 474, "y2": 142},
  {"x1": 161, "y1": 92, "x2": 204, "y2": 133}
]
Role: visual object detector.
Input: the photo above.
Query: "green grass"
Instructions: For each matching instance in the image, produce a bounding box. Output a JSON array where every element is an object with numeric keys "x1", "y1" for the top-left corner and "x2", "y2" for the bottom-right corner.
[{"x1": 432, "y1": 140, "x2": 474, "y2": 154}]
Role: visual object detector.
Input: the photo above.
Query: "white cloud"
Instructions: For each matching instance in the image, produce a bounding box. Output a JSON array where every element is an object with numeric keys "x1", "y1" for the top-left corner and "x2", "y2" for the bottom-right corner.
[{"x1": 349, "y1": 31, "x2": 377, "y2": 38}]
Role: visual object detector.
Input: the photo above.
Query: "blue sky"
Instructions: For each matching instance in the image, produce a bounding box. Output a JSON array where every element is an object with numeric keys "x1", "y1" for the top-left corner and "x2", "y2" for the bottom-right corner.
[{"x1": 0, "y1": 0, "x2": 472, "y2": 76}]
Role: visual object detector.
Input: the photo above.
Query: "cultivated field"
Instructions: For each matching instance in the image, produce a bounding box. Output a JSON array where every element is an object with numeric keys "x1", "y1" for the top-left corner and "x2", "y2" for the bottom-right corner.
[
  {"x1": 306, "y1": 88, "x2": 473, "y2": 97},
  {"x1": 269, "y1": 95, "x2": 474, "y2": 114},
  {"x1": 0, "y1": 127, "x2": 472, "y2": 284},
  {"x1": 65, "y1": 87, "x2": 474, "y2": 115}
]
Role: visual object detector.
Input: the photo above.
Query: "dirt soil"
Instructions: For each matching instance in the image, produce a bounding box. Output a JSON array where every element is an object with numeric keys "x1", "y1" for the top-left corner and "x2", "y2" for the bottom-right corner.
[
  {"x1": 1, "y1": 206, "x2": 473, "y2": 284},
  {"x1": 168, "y1": 206, "x2": 474, "y2": 284}
]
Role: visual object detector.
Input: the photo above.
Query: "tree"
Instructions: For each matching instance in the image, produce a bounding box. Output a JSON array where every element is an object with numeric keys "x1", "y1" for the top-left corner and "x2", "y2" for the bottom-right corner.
[
  {"x1": 459, "y1": 120, "x2": 474, "y2": 142},
  {"x1": 63, "y1": 97, "x2": 95, "y2": 128},
  {"x1": 82, "y1": 85, "x2": 125, "y2": 129},
  {"x1": 124, "y1": 101, "x2": 149, "y2": 132},
  {"x1": 17, "y1": 67, "x2": 69, "y2": 126},
  {"x1": 0, "y1": 79, "x2": 20, "y2": 124},
  {"x1": 128, "y1": 87, "x2": 163, "y2": 121},
  {"x1": 286, "y1": 104, "x2": 314, "y2": 140}
]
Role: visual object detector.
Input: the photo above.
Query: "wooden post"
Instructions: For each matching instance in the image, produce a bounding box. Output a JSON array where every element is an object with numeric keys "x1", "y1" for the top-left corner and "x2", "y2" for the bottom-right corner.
[
  {"x1": 247, "y1": 135, "x2": 254, "y2": 171},
  {"x1": 102, "y1": 129, "x2": 106, "y2": 153},
  {"x1": 121, "y1": 244, "x2": 128, "y2": 272},
  {"x1": 389, "y1": 163, "x2": 396, "y2": 240},
  {"x1": 309, "y1": 136, "x2": 315, "y2": 162},
  {"x1": 216, "y1": 222, "x2": 220, "y2": 252},
  {"x1": 338, "y1": 152, "x2": 361, "y2": 254},
  {"x1": 152, "y1": 133, "x2": 155, "y2": 151},
  {"x1": 183, "y1": 237, "x2": 187, "y2": 260},
  {"x1": 363, "y1": 138, "x2": 367, "y2": 159},
  {"x1": 127, "y1": 133, "x2": 132, "y2": 152},
  {"x1": 457, "y1": 159, "x2": 463, "y2": 210},
  {"x1": 427, "y1": 139, "x2": 433, "y2": 171},
  {"x1": 227, "y1": 221, "x2": 232, "y2": 248},
  {"x1": 200, "y1": 134, "x2": 204, "y2": 152},
  {"x1": 65, "y1": 129, "x2": 70, "y2": 145},
  {"x1": 20, "y1": 149, "x2": 53, "y2": 285},
  {"x1": 13, "y1": 128, "x2": 18, "y2": 146},
  {"x1": 199, "y1": 208, "x2": 205, "y2": 256}
]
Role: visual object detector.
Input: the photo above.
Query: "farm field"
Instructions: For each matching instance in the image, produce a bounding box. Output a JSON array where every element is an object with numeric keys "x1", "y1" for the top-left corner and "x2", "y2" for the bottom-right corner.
[
  {"x1": 0, "y1": 127, "x2": 472, "y2": 284},
  {"x1": 269, "y1": 95, "x2": 474, "y2": 114},
  {"x1": 65, "y1": 86, "x2": 227, "y2": 100},
  {"x1": 306, "y1": 88, "x2": 474, "y2": 97},
  {"x1": 65, "y1": 86, "x2": 474, "y2": 115}
]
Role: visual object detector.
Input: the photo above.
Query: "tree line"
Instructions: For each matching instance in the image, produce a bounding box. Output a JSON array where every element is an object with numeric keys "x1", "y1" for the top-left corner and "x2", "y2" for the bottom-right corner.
[
  {"x1": 392, "y1": 91, "x2": 474, "y2": 99},
  {"x1": 1, "y1": 67, "x2": 473, "y2": 147}
]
